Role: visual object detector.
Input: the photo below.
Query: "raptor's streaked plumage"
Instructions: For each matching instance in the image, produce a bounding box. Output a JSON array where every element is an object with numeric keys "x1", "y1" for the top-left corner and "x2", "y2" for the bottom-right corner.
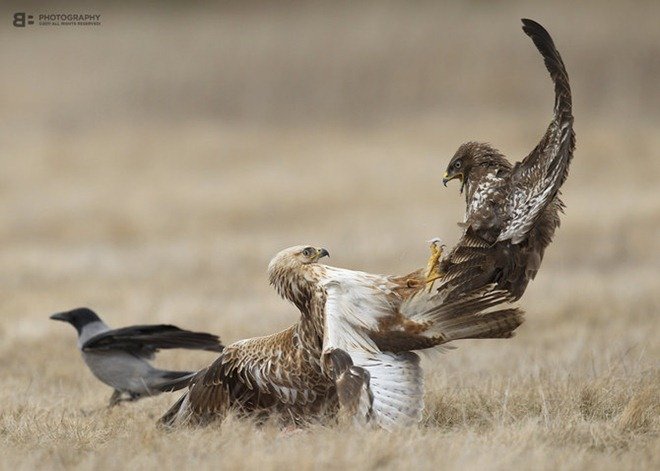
[
  {"x1": 161, "y1": 246, "x2": 523, "y2": 429},
  {"x1": 437, "y1": 19, "x2": 575, "y2": 300}
]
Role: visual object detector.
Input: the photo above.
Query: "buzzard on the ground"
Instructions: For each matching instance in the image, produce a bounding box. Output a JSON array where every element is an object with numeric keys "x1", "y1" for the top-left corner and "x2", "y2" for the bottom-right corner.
[
  {"x1": 433, "y1": 19, "x2": 575, "y2": 300},
  {"x1": 161, "y1": 246, "x2": 522, "y2": 429}
]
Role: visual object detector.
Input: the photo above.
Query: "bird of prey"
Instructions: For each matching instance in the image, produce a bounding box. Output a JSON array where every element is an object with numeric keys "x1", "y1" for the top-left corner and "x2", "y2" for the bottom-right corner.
[
  {"x1": 432, "y1": 19, "x2": 575, "y2": 300},
  {"x1": 161, "y1": 246, "x2": 523, "y2": 429},
  {"x1": 51, "y1": 308, "x2": 224, "y2": 406}
]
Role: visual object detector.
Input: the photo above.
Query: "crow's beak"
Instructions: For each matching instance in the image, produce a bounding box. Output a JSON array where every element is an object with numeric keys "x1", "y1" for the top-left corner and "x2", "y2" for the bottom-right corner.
[
  {"x1": 318, "y1": 248, "x2": 330, "y2": 259},
  {"x1": 50, "y1": 312, "x2": 68, "y2": 322}
]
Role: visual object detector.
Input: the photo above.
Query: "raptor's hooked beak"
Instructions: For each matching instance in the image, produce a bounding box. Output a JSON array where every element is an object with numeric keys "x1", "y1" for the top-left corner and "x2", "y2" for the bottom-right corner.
[
  {"x1": 317, "y1": 248, "x2": 330, "y2": 260},
  {"x1": 442, "y1": 171, "x2": 463, "y2": 187}
]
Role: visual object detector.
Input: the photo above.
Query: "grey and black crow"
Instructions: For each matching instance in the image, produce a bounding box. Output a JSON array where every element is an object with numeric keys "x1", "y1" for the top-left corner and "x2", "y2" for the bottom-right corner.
[{"x1": 51, "y1": 307, "x2": 223, "y2": 406}]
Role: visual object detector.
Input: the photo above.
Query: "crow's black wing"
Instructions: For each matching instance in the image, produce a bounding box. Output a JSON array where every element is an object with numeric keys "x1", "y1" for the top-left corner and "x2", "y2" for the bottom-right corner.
[{"x1": 82, "y1": 324, "x2": 223, "y2": 358}]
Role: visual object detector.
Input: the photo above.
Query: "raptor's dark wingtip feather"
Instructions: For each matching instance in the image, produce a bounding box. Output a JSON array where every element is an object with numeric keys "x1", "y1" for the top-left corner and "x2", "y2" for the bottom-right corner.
[
  {"x1": 519, "y1": 18, "x2": 573, "y2": 132},
  {"x1": 521, "y1": 19, "x2": 559, "y2": 60},
  {"x1": 521, "y1": 18, "x2": 552, "y2": 43}
]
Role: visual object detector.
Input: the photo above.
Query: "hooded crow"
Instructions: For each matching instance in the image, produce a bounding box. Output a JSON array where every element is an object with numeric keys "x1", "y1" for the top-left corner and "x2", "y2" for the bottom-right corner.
[{"x1": 51, "y1": 307, "x2": 223, "y2": 406}]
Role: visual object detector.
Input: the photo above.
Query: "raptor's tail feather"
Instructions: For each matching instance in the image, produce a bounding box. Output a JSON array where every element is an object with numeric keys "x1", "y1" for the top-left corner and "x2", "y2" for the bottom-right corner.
[
  {"x1": 403, "y1": 285, "x2": 524, "y2": 343},
  {"x1": 433, "y1": 307, "x2": 525, "y2": 342}
]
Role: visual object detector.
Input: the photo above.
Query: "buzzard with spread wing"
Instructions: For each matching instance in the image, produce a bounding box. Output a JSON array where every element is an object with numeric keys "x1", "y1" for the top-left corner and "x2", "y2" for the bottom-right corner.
[
  {"x1": 161, "y1": 246, "x2": 523, "y2": 429},
  {"x1": 433, "y1": 19, "x2": 575, "y2": 300}
]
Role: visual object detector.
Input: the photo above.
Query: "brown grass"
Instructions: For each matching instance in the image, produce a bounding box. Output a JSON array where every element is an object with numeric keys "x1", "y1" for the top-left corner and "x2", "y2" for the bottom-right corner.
[{"x1": 1, "y1": 1, "x2": 659, "y2": 470}]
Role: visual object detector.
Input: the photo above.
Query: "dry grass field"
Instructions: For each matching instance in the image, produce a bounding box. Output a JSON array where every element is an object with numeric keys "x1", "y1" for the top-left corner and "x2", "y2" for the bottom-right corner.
[{"x1": 1, "y1": 1, "x2": 659, "y2": 470}]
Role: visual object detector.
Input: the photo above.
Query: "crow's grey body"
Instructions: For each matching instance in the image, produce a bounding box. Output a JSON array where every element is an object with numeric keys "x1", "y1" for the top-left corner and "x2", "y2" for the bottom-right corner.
[
  {"x1": 51, "y1": 308, "x2": 222, "y2": 406},
  {"x1": 77, "y1": 319, "x2": 193, "y2": 397}
]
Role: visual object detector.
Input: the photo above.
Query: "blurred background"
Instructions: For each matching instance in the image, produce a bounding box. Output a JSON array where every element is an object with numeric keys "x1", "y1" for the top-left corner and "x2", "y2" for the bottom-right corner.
[{"x1": 0, "y1": 1, "x2": 658, "y2": 460}]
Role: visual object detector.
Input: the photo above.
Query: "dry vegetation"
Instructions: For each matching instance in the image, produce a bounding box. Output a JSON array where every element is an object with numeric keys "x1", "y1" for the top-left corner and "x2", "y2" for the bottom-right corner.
[{"x1": 1, "y1": 1, "x2": 658, "y2": 470}]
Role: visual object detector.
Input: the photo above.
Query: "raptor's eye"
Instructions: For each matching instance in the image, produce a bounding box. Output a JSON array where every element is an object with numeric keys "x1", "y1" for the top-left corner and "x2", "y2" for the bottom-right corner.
[
  {"x1": 302, "y1": 247, "x2": 315, "y2": 257},
  {"x1": 454, "y1": 160, "x2": 462, "y2": 169}
]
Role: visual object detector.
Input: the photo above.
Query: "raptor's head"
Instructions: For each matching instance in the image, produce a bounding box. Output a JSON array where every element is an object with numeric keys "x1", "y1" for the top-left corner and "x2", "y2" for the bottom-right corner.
[
  {"x1": 50, "y1": 307, "x2": 102, "y2": 334},
  {"x1": 443, "y1": 142, "x2": 510, "y2": 193},
  {"x1": 268, "y1": 245, "x2": 330, "y2": 306}
]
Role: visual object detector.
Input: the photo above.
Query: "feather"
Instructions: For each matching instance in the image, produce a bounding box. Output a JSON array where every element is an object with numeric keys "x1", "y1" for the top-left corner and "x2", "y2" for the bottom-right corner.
[
  {"x1": 440, "y1": 19, "x2": 574, "y2": 301},
  {"x1": 82, "y1": 324, "x2": 224, "y2": 358}
]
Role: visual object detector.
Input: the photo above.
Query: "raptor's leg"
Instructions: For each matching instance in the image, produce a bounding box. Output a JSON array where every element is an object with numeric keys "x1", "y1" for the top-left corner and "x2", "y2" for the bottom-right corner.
[{"x1": 424, "y1": 238, "x2": 445, "y2": 291}]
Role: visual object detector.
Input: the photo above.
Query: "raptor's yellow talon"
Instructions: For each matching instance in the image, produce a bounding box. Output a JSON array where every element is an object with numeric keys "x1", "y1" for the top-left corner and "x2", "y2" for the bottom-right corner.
[{"x1": 424, "y1": 239, "x2": 445, "y2": 291}]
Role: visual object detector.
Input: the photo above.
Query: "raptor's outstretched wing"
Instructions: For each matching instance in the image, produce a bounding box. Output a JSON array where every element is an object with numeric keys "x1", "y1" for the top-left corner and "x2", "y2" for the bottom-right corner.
[
  {"x1": 159, "y1": 326, "x2": 329, "y2": 426},
  {"x1": 498, "y1": 19, "x2": 575, "y2": 244},
  {"x1": 320, "y1": 271, "x2": 427, "y2": 430},
  {"x1": 320, "y1": 269, "x2": 523, "y2": 429}
]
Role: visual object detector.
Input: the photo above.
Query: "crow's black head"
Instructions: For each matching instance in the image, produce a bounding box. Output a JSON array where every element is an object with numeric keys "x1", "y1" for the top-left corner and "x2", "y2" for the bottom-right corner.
[{"x1": 50, "y1": 307, "x2": 102, "y2": 334}]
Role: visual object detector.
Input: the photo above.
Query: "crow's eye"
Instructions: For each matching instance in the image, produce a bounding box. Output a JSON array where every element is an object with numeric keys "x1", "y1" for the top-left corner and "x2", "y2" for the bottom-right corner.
[
  {"x1": 302, "y1": 247, "x2": 314, "y2": 257},
  {"x1": 454, "y1": 160, "x2": 462, "y2": 169}
]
